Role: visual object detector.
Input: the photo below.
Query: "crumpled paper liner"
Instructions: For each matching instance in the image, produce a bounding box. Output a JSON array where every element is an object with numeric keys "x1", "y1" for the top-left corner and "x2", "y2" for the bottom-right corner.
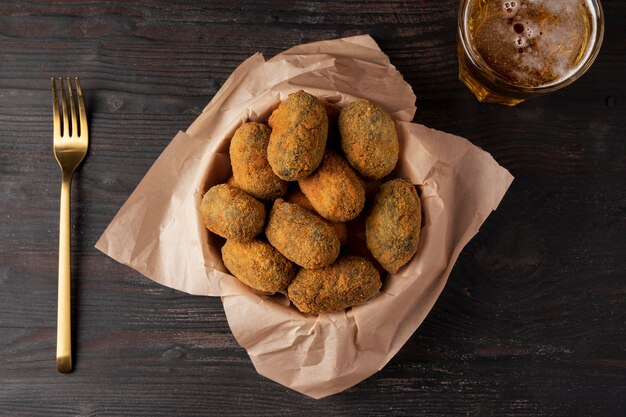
[{"x1": 96, "y1": 35, "x2": 513, "y2": 399}]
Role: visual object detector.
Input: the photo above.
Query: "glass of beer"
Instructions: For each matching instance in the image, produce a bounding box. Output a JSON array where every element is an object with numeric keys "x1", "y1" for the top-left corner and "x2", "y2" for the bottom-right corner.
[{"x1": 458, "y1": 0, "x2": 604, "y2": 106}]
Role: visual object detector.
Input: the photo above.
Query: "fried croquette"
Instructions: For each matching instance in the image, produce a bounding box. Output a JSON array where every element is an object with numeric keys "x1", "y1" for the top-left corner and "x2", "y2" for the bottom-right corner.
[
  {"x1": 265, "y1": 199, "x2": 339, "y2": 269},
  {"x1": 366, "y1": 178, "x2": 421, "y2": 273},
  {"x1": 285, "y1": 187, "x2": 348, "y2": 245},
  {"x1": 230, "y1": 122, "x2": 288, "y2": 200},
  {"x1": 268, "y1": 90, "x2": 328, "y2": 181},
  {"x1": 298, "y1": 151, "x2": 365, "y2": 222},
  {"x1": 288, "y1": 255, "x2": 382, "y2": 314},
  {"x1": 338, "y1": 99, "x2": 399, "y2": 179},
  {"x1": 222, "y1": 239, "x2": 297, "y2": 293},
  {"x1": 201, "y1": 184, "x2": 265, "y2": 241}
]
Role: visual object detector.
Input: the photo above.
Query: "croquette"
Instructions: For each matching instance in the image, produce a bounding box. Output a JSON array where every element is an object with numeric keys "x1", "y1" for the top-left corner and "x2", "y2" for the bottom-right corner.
[
  {"x1": 288, "y1": 255, "x2": 382, "y2": 314},
  {"x1": 365, "y1": 178, "x2": 421, "y2": 273},
  {"x1": 222, "y1": 239, "x2": 297, "y2": 293},
  {"x1": 230, "y1": 122, "x2": 288, "y2": 200},
  {"x1": 268, "y1": 90, "x2": 328, "y2": 181},
  {"x1": 285, "y1": 187, "x2": 348, "y2": 245},
  {"x1": 265, "y1": 199, "x2": 340, "y2": 269},
  {"x1": 201, "y1": 90, "x2": 424, "y2": 315},
  {"x1": 201, "y1": 184, "x2": 265, "y2": 241},
  {"x1": 338, "y1": 99, "x2": 399, "y2": 180},
  {"x1": 298, "y1": 151, "x2": 365, "y2": 222}
]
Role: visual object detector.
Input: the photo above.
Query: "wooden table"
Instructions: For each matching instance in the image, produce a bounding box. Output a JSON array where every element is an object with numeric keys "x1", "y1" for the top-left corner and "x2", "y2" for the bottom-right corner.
[{"x1": 1, "y1": 1, "x2": 624, "y2": 415}]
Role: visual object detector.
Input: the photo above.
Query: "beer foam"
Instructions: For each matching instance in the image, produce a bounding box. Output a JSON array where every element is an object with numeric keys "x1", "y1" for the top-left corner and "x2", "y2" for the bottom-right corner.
[
  {"x1": 538, "y1": 0, "x2": 582, "y2": 15},
  {"x1": 503, "y1": 1, "x2": 520, "y2": 13},
  {"x1": 475, "y1": 0, "x2": 598, "y2": 87}
]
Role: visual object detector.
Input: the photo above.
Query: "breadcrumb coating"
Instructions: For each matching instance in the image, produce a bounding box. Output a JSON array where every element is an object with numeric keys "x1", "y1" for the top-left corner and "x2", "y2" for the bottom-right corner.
[
  {"x1": 268, "y1": 90, "x2": 328, "y2": 181},
  {"x1": 338, "y1": 99, "x2": 399, "y2": 179},
  {"x1": 222, "y1": 239, "x2": 297, "y2": 293},
  {"x1": 230, "y1": 122, "x2": 288, "y2": 200},
  {"x1": 285, "y1": 187, "x2": 348, "y2": 245},
  {"x1": 288, "y1": 255, "x2": 381, "y2": 314},
  {"x1": 265, "y1": 199, "x2": 339, "y2": 269},
  {"x1": 200, "y1": 184, "x2": 265, "y2": 241},
  {"x1": 298, "y1": 151, "x2": 365, "y2": 222},
  {"x1": 366, "y1": 178, "x2": 421, "y2": 273}
]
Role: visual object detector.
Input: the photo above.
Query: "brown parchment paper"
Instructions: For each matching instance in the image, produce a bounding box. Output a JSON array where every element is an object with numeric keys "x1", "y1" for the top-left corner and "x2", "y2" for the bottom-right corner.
[{"x1": 96, "y1": 35, "x2": 514, "y2": 399}]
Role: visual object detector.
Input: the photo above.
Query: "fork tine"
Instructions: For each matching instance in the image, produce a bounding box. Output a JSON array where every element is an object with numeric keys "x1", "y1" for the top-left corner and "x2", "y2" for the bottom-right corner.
[
  {"x1": 59, "y1": 78, "x2": 68, "y2": 137},
  {"x1": 75, "y1": 78, "x2": 88, "y2": 139},
  {"x1": 66, "y1": 78, "x2": 77, "y2": 138},
  {"x1": 51, "y1": 78, "x2": 61, "y2": 138}
]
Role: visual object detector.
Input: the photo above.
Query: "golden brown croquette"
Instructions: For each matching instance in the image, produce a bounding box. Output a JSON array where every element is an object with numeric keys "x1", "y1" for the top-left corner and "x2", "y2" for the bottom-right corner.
[
  {"x1": 298, "y1": 151, "x2": 365, "y2": 222},
  {"x1": 265, "y1": 199, "x2": 340, "y2": 269},
  {"x1": 285, "y1": 187, "x2": 348, "y2": 246},
  {"x1": 338, "y1": 99, "x2": 399, "y2": 180},
  {"x1": 268, "y1": 90, "x2": 328, "y2": 181},
  {"x1": 365, "y1": 178, "x2": 421, "y2": 273},
  {"x1": 288, "y1": 255, "x2": 381, "y2": 314},
  {"x1": 200, "y1": 184, "x2": 265, "y2": 241},
  {"x1": 230, "y1": 122, "x2": 288, "y2": 200},
  {"x1": 222, "y1": 239, "x2": 297, "y2": 293}
]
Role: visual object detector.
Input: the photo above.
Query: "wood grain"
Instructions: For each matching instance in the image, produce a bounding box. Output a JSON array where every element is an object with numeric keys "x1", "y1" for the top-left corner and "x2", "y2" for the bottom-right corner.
[{"x1": 1, "y1": 1, "x2": 625, "y2": 416}]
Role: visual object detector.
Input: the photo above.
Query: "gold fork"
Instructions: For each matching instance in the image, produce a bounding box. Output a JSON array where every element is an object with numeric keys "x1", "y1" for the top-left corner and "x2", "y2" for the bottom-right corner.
[{"x1": 52, "y1": 77, "x2": 88, "y2": 373}]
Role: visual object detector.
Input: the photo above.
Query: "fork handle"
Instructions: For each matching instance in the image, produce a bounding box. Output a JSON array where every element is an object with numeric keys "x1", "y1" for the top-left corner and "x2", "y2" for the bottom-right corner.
[{"x1": 57, "y1": 172, "x2": 72, "y2": 373}]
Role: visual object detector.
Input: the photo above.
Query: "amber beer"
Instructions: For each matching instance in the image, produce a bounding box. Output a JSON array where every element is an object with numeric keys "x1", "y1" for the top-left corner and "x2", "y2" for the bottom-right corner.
[{"x1": 458, "y1": 0, "x2": 604, "y2": 105}]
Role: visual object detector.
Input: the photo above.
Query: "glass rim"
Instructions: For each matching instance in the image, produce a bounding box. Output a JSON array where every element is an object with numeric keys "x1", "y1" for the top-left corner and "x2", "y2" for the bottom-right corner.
[{"x1": 458, "y1": 0, "x2": 605, "y2": 94}]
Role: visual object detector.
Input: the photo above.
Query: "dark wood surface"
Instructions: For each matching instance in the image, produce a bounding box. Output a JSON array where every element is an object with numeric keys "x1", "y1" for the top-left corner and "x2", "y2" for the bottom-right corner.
[{"x1": 1, "y1": 1, "x2": 624, "y2": 415}]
